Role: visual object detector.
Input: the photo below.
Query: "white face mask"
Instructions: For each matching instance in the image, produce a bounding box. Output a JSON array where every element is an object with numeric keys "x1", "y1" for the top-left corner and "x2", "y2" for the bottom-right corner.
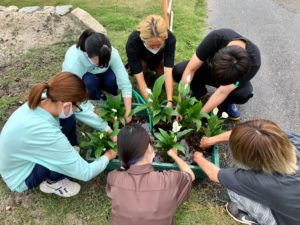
[
  {"x1": 143, "y1": 43, "x2": 161, "y2": 55},
  {"x1": 58, "y1": 103, "x2": 73, "y2": 119}
]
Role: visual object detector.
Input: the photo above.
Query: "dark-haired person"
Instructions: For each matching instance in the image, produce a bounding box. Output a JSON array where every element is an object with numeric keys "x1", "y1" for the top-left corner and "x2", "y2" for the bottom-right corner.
[
  {"x1": 0, "y1": 72, "x2": 117, "y2": 197},
  {"x1": 126, "y1": 15, "x2": 176, "y2": 107},
  {"x1": 194, "y1": 119, "x2": 300, "y2": 225},
  {"x1": 106, "y1": 124, "x2": 195, "y2": 225},
  {"x1": 173, "y1": 28, "x2": 261, "y2": 120},
  {"x1": 62, "y1": 29, "x2": 132, "y2": 123}
]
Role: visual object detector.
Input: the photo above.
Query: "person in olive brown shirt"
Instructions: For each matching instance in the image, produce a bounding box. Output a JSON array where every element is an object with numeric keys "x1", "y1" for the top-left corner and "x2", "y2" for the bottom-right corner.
[{"x1": 106, "y1": 124, "x2": 195, "y2": 225}]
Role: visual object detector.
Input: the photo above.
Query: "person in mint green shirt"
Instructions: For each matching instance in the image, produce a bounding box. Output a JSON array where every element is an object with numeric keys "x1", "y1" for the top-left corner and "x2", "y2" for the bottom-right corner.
[
  {"x1": 62, "y1": 28, "x2": 132, "y2": 124},
  {"x1": 0, "y1": 72, "x2": 117, "y2": 197}
]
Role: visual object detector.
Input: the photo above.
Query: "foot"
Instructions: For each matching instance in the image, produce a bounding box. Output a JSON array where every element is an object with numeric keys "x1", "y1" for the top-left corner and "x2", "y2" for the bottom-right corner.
[
  {"x1": 220, "y1": 103, "x2": 241, "y2": 120},
  {"x1": 39, "y1": 178, "x2": 81, "y2": 197},
  {"x1": 226, "y1": 202, "x2": 258, "y2": 225}
]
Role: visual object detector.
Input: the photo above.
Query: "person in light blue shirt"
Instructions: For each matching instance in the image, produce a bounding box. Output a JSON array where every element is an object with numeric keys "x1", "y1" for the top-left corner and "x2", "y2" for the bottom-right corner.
[
  {"x1": 0, "y1": 72, "x2": 117, "y2": 197},
  {"x1": 62, "y1": 29, "x2": 132, "y2": 124}
]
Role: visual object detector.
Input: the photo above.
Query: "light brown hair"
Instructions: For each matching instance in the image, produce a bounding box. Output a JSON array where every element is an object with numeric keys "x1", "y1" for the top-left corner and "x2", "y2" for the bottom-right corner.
[
  {"x1": 229, "y1": 119, "x2": 298, "y2": 175},
  {"x1": 28, "y1": 72, "x2": 88, "y2": 109},
  {"x1": 136, "y1": 15, "x2": 168, "y2": 41}
]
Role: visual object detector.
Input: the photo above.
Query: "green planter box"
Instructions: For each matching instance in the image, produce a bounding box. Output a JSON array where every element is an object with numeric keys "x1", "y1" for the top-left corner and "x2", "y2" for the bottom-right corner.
[
  {"x1": 86, "y1": 92, "x2": 220, "y2": 179},
  {"x1": 87, "y1": 146, "x2": 219, "y2": 179}
]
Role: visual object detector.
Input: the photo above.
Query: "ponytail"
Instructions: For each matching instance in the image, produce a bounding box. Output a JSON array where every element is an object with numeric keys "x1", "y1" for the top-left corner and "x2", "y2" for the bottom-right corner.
[
  {"x1": 28, "y1": 83, "x2": 49, "y2": 109},
  {"x1": 76, "y1": 29, "x2": 112, "y2": 68},
  {"x1": 76, "y1": 28, "x2": 95, "y2": 52}
]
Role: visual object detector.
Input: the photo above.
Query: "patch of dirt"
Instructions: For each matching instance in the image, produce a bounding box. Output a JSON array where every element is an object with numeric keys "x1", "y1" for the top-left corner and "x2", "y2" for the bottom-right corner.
[{"x1": 0, "y1": 11, "x2": 84, "y2": 68}]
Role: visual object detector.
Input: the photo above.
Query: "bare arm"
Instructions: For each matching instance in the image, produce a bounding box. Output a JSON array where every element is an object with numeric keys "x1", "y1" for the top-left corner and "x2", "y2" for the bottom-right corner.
[
  {"x1": 201, "y1": 84, "x2": 237, "y2": 113},
  {"x1": 134, "y1": 72, "x2": 149, "y2": 100},
  {"x1": 193, "y1": 152, "x2": 220, "y2": 183},
  {"x1": 181, "y1": 53, "x2": 203, "y2": 83},
  {"x1": 164, "y1": 67, "x2": 174, "y2": 108},
  {"x1": 123, "y1": 97, "x2": 132, "y2": 123},
  {"x1": 200, "y1": 131, "x2": 232, "y2": 149},
  {"x1": 168, "y1": 149, "x2": 195, "y2": 181}
]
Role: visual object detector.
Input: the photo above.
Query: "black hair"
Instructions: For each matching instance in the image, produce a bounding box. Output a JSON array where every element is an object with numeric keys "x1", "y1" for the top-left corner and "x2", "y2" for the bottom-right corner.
[
  {"x1": 117, "y1": 124, "x2": 150, "y2": 170},
  {"x1": 76, "y1": 29, "x2": 112, "y2": 68},
  {"x1": 212, "y1": 45, "x2": 251, "y2": 85}
]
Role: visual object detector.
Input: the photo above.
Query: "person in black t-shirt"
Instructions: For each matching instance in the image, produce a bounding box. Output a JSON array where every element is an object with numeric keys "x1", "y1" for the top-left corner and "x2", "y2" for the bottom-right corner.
[
  {"x1": 126, "y1": 15, "x2": 176, "y2": 108},
  {"x1": 194, "y1": 119, "x2": 300, "y2": 225},
  {"x1": 173, "y1": 28, "x2": 261, "y2": 120}
]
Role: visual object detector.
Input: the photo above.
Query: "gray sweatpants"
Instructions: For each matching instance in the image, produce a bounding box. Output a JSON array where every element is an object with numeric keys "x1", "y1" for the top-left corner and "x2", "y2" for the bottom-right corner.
[{"x1": 228, "y1": 190, "x2": 277, "y2": 225}]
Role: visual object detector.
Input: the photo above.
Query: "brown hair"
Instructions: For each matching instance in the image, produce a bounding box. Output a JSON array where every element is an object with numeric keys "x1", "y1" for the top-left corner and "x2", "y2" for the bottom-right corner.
[
  {"x1": 229, "y1": 119, "x2": 298, "y2": 175},
  {"x1": 136, "y1": 15, "x2": 168, "y2": 41},
  {"x1": 212, "y1": 45, "x2": 251, "y2": 85},
  {"x1": 28, "y1": 72, "x2": 88, "y2": 109}
]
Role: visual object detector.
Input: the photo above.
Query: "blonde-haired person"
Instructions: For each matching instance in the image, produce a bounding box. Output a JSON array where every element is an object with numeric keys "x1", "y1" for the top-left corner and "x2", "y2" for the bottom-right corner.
[
  {"x1": 0, "y1": 72, "x2": 116, "y2": 197},
  {"x1": 126, "y1": 15, "x2": 176, "y2": 107},
  {"x1": 194, "y1": 119, "x2": 300, "y2": 225}
]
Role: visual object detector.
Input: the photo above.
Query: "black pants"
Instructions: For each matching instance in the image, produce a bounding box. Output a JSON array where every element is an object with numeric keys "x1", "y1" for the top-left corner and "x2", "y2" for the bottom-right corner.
[{"x1": 172, "y1": 61, "x2": 255, "y2": 104}]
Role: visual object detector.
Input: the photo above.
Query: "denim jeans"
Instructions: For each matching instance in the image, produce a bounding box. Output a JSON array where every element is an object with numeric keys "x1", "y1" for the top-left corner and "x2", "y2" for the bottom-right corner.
[{"x1": 82, "y1": 69, "x2": 118, "y2": 100}]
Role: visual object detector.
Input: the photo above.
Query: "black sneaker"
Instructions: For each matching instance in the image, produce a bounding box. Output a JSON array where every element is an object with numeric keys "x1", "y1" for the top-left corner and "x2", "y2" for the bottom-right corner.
[{"x1": 226, "y1": 202, "x2": 259, "y2": 225}]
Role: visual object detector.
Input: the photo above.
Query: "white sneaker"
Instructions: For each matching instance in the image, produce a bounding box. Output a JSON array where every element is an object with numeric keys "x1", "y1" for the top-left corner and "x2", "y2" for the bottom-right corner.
[{"x1": 39, "y1": 178, "x2": 81, "y2": 197}]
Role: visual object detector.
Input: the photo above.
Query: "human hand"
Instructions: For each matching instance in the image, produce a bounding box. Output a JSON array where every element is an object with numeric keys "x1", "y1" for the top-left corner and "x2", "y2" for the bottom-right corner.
[
  {"x1": 111, "y1": 135, "x2": 117, "y2": 142},
  {"x1": 104, "y1": 149, "x2": 117, "y2": 160},
  {"x1": 166, "y1": 101, "x2": 173, "y2": 108},
  {"x1": 200, "y1": 136, "x2": 214, "y2": 149},
  {"x1": 167, "y1": 148, "x2": 178, "y2": 158},
  {"x1": 124, "y1": 112, "x2": 132, "y2": 124}
]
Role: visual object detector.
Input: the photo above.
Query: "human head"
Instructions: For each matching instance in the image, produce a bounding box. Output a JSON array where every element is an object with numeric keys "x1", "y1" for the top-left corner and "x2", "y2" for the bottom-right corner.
[
  {"x1": 28, "y1": 72, "x2": 88, "y2": 110},
  {"x1": 117, "y1": 124, "x2": 153, "y2": 170},
  {"x1": 136, "y1": 15, "x2": 168, "y2": 49},
  {"x1": 212, "y1": 45, "x2": 251, "y2": 85},
  {"x1": 229, "y1": 119, "x2": 298, "y2": 175},
  {"x1": 77, "y1": 28, "x2": 112, "y2": 68}
]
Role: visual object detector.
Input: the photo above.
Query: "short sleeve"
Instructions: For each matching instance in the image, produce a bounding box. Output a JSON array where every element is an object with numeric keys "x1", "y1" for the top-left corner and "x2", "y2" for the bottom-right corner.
[
  {"x1": 218, "y1": 168, "x2": 273, "y2": 206},
  {"x1": 174, "y1": 171, "x2": 193, "y2": 206},
  {"x1": 195, "y1": 30, "x2": 224, "y2": 61},
  {"x1": 163, "y1": 31, "x2": 176, "y2": 68},
  {"x1": 126, "y1": 32, "x2": 143, "y2": 75}
]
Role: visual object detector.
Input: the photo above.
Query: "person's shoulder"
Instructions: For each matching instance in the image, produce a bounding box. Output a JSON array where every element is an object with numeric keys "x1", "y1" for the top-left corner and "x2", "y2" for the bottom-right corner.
[
  {"x1": 107, "y1": 169, "x2": 124, "y2": 185},
  {"x1": 128, "y1": 30, "x2": 140, "y2": 40}
]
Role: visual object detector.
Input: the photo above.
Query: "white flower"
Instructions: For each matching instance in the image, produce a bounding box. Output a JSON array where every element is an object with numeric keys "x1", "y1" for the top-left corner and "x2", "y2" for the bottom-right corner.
[
  {"x1": 81, "y1": 132, "x2": 86, "y2": 137},
  {"x1": 172, "y1": 121, "x2": 182, "y2": 133},
  {"x1": 212, "y1": 108, "x2": 219, "y2": 115},
  {"x1": 148, "y1": 98, "x2": 153, "y2": 103},
  {"x1": 146, "y1": 88, "x2": 152, "y2": 95},
  {"x1": 186, "y1": 74, "x2": 191, "y2": 83},
  {"x1": 114, "y1": 116, "x2": 118, "y2": 120},
  {"x1": 221, "y1": 112, "x2": 228, "y2": 119},
  {"x1": 111, "y1": 108, "x2": 117, "y2": 113},
  {"x1": 99, "y1": 133, "x2": 104, "y2": 139}
]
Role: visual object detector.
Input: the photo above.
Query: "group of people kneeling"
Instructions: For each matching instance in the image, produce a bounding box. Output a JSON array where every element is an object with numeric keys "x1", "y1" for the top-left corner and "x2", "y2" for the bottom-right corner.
[{"x1": 0, "y1": 14, "x2": 299, "y2": 225}]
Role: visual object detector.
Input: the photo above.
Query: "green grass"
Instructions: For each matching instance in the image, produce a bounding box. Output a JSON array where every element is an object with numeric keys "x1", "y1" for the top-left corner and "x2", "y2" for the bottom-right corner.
[
  {"x1": 0, "y1": 0, "x2": 239, "y2": 224},
  {"x1": 0, "y1": 96, "x2": 18, "y2": 123}
]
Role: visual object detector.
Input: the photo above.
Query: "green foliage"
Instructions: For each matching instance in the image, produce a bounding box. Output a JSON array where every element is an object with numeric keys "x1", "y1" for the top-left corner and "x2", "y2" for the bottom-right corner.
[
  {"x1": 202, "y1": 109, "x2": 225, "y2": 137},
  {"x1": 130, "y1": 75, "x2": 174, "y2": 126},
  {"x1": 80, "y1": 121, "x2": 119, "y2": 159},
  {"x1": 154, "y1": 121, "x2": 192, "y2": 154},
  {"x1": 175, "y1": 80, "x2": 209, "y2": 131},
  {"x1": 97, "y1": 93, "x2": 125, "y2": 126}
]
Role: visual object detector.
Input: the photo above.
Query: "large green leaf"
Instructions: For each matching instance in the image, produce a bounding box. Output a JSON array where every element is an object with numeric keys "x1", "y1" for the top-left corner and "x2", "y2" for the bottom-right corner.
[
  {"x1": 174, "y1": 143, "x2": 186, "y2": 154},
  {"x1": 129, "y1": 104, "x2": 149, "y2": 116},
  {"x1": 152, "y1": 75, "x2": 166, "y2": 101},
  {"x1": 177, "y1": 128, "x2": 193, "y2": 139}
]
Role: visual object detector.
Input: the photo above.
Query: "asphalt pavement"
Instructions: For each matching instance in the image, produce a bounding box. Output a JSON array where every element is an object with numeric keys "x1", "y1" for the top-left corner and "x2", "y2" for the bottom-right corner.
[{"x1": 207, "y1": 0, "x2": 300, "y2": 133}]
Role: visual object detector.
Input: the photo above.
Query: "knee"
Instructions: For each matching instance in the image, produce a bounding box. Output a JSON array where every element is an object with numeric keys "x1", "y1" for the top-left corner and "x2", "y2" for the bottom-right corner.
[
  {"x1": 173, "y1": 61, "x2": 189, "y2": 83},
  {"x1": 83, "y1": 74, "x2": 98, "y2": 91}
]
